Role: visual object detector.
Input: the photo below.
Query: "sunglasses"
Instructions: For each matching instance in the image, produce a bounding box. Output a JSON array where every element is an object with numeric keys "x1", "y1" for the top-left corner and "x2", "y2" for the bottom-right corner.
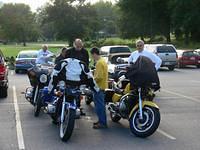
[{"x1": 136, "y1": 45, "x2": 143, "y2": 47}]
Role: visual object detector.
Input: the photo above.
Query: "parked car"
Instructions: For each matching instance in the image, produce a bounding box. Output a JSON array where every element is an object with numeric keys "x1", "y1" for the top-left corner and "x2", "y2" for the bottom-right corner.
[
  {"x1": 144, "y1": 44, "x2": 178, "y2": 71},
  {"x1": 0, "y1": 49, "x2": 8, "y2": 98},
  {"x1": 176, "y1": 50, "x2": 200, "y2": 68},
  {"x1": 100, "y1": 45, "x2": 131, "y2": 56},
  {"x1": 15, "y1": 50, "x2": 38, "y2": 73},
  {"x1": 103, "y1": 53, "x2": 131, "y2": 80}
]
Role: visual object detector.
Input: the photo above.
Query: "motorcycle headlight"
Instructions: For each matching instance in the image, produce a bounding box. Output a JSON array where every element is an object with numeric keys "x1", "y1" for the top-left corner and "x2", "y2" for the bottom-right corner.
[{"x1": 40, "y1": 74, "x2": 47, "y2": 83}]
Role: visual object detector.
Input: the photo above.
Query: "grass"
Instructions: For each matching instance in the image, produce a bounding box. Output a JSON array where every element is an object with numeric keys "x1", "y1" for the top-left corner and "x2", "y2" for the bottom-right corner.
[
  {"x1": 1, "y1": 39, "x2": 200, "y2": 57},
  {"x1": 0, "y1": 42, "x2": 68, "y2": 57}
]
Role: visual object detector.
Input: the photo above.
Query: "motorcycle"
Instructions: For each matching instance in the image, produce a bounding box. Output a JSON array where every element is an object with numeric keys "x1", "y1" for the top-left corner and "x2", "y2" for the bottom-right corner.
[
  {"x1": 25, "y1": 63, "x2": 54, "y2": 117},
  {"x1": 37, "y1": 81, "x2": 81, "y2": 142},
  {"x1": 106, "y1": 79, "x2": 160, "y2": 138}
]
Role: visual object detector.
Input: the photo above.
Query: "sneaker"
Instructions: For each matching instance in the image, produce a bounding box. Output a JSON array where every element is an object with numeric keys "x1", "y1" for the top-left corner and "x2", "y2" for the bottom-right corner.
[{"x1": 93, "y1": 123, "x2": 108, "y2": 129}]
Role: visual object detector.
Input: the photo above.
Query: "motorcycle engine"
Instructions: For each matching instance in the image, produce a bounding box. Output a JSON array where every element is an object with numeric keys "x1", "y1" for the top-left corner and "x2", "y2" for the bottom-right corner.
[{"x1": 119, "y1": 94, "x2": 138, "y2": 118}]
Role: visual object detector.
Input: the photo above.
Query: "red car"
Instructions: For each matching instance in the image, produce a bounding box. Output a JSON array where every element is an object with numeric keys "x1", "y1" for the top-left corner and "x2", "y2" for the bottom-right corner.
[
  {"x1": 0, "y1": 49, "x2": 8, "y2": 98},
  {"x1": 177, "y1": 50, "x2": 200, "y2": 68}
]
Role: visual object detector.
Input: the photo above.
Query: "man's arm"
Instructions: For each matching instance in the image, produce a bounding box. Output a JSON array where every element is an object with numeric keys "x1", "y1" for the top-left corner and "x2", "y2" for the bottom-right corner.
[
  {"x1": 149, "y1": 52, "x2": 162, "y2": 70},
  {"x1": 48, "y1": 60, "x2": 67, "y2": 93},
  {"x1": 84, "y1": 49, "x2": 89, "y2": 67}
]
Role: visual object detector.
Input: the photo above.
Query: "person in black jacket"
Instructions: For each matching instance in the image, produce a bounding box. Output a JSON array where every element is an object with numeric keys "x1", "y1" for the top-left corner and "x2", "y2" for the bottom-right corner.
[
  {"x1": 55, "y1": 47, "x2": 67, "y2": 65},
  {"x1": 65, "y1": 39, "x2": 89, "y2": 115},
  {"x1": 65, "y1": 39, "x2": 89, "y2": 67}
]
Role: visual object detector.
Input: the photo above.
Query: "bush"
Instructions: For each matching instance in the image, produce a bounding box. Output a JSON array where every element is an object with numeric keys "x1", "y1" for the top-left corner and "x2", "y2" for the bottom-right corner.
[{"x1": 85, "y1": 38, "x2": 135, "y2": 48}]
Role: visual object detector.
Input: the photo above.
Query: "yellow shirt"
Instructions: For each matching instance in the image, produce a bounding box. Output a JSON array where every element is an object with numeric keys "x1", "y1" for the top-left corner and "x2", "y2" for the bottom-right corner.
[{"x1": 94, "y1": 57, "x2": 108, "y2": 90}]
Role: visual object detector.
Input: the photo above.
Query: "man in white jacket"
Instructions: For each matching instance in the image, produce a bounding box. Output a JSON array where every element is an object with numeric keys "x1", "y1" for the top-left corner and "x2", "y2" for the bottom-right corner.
[
  {"x1": 36, "y1": 45, "x2": 54, "y2": 64},
  {"x1": 128, "y1": 40, "x2": 162, "y2": 70}
]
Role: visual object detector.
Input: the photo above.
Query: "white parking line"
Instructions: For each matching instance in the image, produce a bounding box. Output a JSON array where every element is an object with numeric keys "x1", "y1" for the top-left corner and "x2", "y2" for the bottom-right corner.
[
  {"x1": 162, "y1": 89, "x2": 200, "y2": 104},
  {"x1": 190, "y1": 80, "x2": 200, "y2": 83},
  {"x1": 157, "y1": 129, "x2": 176, "y2": 140},
  {"x1": 13, "y1": 86, "x2": 25, "y2": 150}
]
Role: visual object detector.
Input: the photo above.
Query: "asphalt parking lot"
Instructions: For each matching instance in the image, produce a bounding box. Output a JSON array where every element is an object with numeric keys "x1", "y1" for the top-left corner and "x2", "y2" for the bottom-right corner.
[{"x1": 0, "y1": 67, "x2": 200, "y2": 150}]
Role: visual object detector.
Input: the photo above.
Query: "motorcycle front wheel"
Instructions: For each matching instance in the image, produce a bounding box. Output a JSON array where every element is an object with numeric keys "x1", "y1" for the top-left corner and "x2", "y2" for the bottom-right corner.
[
  {"x1": 129, "y1": 106, "x2": 160, "y2": 138},
  {"x1": 60, "y1": 108, "x2": 76, "y2": 142},
  {"x1": 34, "y1": 91, "x2": 42, "y2": 117}
]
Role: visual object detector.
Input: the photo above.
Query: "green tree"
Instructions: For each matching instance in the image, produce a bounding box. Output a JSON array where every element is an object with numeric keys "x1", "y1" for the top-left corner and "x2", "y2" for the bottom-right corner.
[
  {"x1": 39, "y1": 0, "x2": 99, "y2": 45},
  {"x1": 0, "y1": 3, "x2": 39, "y2": 46},
  {"x1": 93, "y1": 1, "x2": 120, "y2": 37},
  {"x1": 118, "y1": 0, "x2": 171, "y2": 42},
  {"x1": 170, "y1": 0, "x2": 200, "y2": 43}
]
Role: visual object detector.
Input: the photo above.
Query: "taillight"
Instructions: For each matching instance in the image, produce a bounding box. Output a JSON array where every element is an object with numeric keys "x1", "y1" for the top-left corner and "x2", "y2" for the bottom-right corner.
[{"x1": 0, "y1": 64, "x2": 6, "y2": 79}]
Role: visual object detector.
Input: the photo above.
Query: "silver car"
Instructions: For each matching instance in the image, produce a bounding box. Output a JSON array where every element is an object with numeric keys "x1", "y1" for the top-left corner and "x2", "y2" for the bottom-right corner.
[{"x1": 144, "y1": 44, "x2": 178, "y2": 71}]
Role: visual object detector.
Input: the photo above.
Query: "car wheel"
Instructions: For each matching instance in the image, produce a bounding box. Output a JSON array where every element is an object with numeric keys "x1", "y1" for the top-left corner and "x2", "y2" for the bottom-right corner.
[
  {"x1": 15, "y1": 69, "x2": 19, "y2": 74},
  {"x1": 197, "y1": 65, "x2": 200, "y2": 68},
  {"x1": 0, "y1": 86, "x2": 8, "y2": 98},
  {"x1": 168, "y1": 65, "x2": 175, "y2": 71},
  {"x1": 178, "y1": 63, "x2": 184, "y2": 68}
]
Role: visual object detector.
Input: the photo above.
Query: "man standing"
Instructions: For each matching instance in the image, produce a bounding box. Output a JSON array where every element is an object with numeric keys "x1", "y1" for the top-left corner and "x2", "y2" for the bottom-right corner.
[
  {"x1": 90, "y1": 47, "x2": 108, "y2": 129},
  {"x1": 65, "y1": 39, "x2": 89, "y2": 116},
  {"x1": 36, "y1": 44, "x2": 53, "y2": 64},
  {"x1": 55, "y1": 47, "x2": 67, "y2": 65},
  {"x1": 128, "y1": 40, "x2": 162, "y2": 70},
  {"x1": 66, "y1": 39, "x2": 89, "y2": 67}
]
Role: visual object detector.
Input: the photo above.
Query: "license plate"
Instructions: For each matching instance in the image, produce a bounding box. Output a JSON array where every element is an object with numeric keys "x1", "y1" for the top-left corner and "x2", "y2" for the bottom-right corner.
[
  {"x1": 190, "y1": 57, "x2": 195, "y2": 60},
  {"x1": 164, "y1": 62, "x2": 170, "y2": 65}
]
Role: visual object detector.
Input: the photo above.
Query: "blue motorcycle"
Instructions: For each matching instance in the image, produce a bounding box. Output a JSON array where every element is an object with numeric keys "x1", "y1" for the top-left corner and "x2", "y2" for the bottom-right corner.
[{"x1": 37, "y1": 81, "x2": 81, "y2": 142}]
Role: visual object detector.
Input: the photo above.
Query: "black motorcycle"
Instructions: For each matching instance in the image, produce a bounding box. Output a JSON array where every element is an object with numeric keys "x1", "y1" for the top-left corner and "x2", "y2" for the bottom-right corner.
[{"x1": 25, "y1": 64, "x2": 54, "y2": 117}]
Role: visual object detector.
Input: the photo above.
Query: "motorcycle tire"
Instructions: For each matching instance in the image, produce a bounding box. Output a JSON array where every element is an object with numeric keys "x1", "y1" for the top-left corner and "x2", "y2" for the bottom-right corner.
[
  {"x1": 60, "y1": 108, "x2": 76, "y2": 142},
  {"x1": 110, "y1": 112, "x2": 121, "y2": 122},
  {"x1": 129, "y1": 106, "x2": 160, "y2": 138},
  {"x1": 34, "y1": 91, "x2": 42, "y2": 117}
]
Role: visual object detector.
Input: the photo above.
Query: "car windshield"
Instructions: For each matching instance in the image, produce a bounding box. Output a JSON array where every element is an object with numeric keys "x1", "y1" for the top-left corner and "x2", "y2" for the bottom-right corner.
[
  {"x1": 18, "y1": 52, "x2": 38, "y2": 58},
  {"x1": 110, "y1": 47, "x2": 131, "y2": 53},
  {"x1": 157, "y1": 46, "x2": 176, "y2": 53},
  {"x1": 183, "y1": 51, "x2": 198, "y2": 57}
]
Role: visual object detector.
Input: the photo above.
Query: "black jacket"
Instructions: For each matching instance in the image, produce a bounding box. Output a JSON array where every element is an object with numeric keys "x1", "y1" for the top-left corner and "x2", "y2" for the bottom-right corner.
[
  {"x1": 55, "y1": 54, "x2": 65, "y2": 65},
  {"x1": 65, "y1": 47, "x2": 89, "y2": 67},
  {"x1": 125, "y1": 56, "x2": 160, "y2": 91},
  {"x1": 48, "y1": 58, "x2": 99, "y2": 93}
]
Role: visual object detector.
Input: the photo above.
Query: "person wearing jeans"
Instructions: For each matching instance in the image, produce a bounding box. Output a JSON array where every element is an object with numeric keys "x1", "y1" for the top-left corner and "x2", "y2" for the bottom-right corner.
[{"x1": 90, "y1": 47, "x2": 108, "y2": 129}]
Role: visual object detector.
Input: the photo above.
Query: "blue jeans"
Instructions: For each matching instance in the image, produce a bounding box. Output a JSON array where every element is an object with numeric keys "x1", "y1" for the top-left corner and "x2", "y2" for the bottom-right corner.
[{"x1": 93, "y1": 90, "x2": 107, "y2": 126}]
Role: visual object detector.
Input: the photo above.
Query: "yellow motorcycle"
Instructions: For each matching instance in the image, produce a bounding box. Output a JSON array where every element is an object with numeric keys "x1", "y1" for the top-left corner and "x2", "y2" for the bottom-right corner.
[{"x1": 106, "y1": 79, "x2": 160, "y2": 138}]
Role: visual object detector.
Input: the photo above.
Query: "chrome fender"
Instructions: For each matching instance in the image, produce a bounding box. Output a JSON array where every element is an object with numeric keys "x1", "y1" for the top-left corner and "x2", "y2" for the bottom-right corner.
[{"x1": 129, "y1": 101, "x2": 159, "y2": 119}]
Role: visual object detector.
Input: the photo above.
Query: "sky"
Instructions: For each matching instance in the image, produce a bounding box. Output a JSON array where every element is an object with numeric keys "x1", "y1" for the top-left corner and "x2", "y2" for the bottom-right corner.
[{"x1": 0, "y1": 0, "x2": 116, "y2": 11}]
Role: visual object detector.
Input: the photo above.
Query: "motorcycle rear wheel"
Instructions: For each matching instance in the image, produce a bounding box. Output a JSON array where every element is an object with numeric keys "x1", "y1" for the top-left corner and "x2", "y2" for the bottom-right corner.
[
  {"x1": 129, "y1": 106, "x2": 160, "y2": 138},
  {"x1": 60, "y1": 108, "x2": 76, "y2": 142}
]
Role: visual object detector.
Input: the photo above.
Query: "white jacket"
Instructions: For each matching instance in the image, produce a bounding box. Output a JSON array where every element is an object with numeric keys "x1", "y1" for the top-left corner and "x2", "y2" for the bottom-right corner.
[{"x1": 128, "y1": 50, "x2": 162, "y2": 70}]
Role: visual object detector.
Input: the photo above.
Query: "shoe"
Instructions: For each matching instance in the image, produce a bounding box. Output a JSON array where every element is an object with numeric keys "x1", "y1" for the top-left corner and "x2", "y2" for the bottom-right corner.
[
  {"x1": 93, "y1": 123, "x2": 108, "y2": 129},
  {"x1": 79, "y1": 108, "x2": 86, "y2": 116},
  {"x1": 93, "y1": 121, "x2": 99, "y2": 125}
]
